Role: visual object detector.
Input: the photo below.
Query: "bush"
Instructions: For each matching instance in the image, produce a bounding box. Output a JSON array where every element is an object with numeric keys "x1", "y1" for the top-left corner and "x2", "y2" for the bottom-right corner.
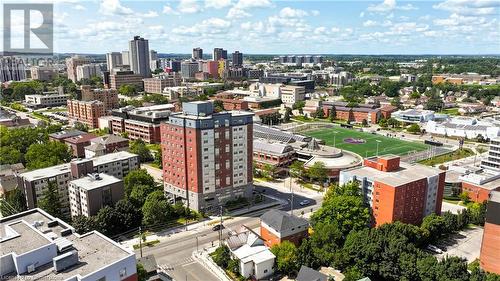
[{"x1": 212, "y1": 245, "x2": 231, "y2": 269}]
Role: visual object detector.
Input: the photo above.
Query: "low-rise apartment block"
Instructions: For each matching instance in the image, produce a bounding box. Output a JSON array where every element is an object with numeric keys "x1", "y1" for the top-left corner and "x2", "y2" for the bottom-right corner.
[
  {"x1": 340, "y1": 155, "x2": 445, "y2": 226},
  {"x1": 81, "y1": 86, "x2": 119, "y2": 111},
  {"x1": 0, "y1": 208, "x2": 138, "y2": 280},
  {"x1": 68, "y1": 173, "x2": 124, "y2": 217},
  {"x1": 67, "y1": 100, "x2": 105, "y2": 129},
  {"x1": 109, "y1": 70, "x2": 144, "y2": 90},
  {"x1": 143, "y1": 73, "x2": 182, "y2": 94}
]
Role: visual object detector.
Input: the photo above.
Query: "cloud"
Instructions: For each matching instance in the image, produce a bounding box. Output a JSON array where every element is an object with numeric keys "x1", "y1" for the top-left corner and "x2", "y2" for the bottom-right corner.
[
  {"x1": 172, "y1": 17, "x2": 231, "y2": 35},
  {"x1": 227, "y1": 7, "x2": 251, "y2": 18},
  {"x1": 205, "y1": 0, "x2": 232, "y2": 9},
  {"x1": 234, "y1": 0, "x2": 272, "y2": 9},
  {"x1": 162, "y1": 5, "x2": 179, "y2": 15},
  {"x1": 178, "y1": 0, "x2": 201, "y2": 14},
  {"x1": 359, "y1": 11, "x2": 365, "y2": 17},
  {"x1": 141, "y1": 11, "x2": 159, "y2": 18},
  {"x1": 99, "y1": 0, "x2": 133, "y2": 16},
  {"x1": 73, "y1": 4, "x2": 86, "y2": 11},
  {"x1": 311, "y1": 10, "x2": 320, "y2": 16},
  {"x1": 363, "y1": 20, "x2": 378, "y2": 27},
  {"x1": 313, "y1": 26, "x2": 327, "y2": 35},
  {"x1": 433, "y1": 0, "x2": 499, "y2": 15},
  {"x1": 367, "y1": 0, "x2": 417, "y2": 13},
  {"x1": 279, "y1": 7, "x2": 309, "y2": 18}
]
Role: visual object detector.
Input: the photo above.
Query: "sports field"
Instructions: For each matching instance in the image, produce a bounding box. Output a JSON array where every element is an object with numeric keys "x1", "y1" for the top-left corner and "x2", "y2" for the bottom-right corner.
[{"x1": 305, "y1": 127, "x2": 429, "y2": 157}]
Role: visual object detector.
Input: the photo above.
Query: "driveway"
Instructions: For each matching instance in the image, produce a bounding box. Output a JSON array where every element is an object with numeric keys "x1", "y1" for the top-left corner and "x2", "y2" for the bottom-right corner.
[{"x1": 435, "y1": 226, "x2": 484, "y2": 263}]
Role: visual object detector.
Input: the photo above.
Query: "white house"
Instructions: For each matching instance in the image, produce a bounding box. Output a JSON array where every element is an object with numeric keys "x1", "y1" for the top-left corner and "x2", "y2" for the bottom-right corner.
[{"x1": 224, "y1": 226, "x2": 275, "y2": 280}]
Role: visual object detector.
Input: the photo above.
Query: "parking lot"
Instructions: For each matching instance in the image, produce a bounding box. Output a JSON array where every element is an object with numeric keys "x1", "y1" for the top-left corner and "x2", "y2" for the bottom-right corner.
[{"x1": 435, "y1": 226, "x2": 483, "y2": 262}]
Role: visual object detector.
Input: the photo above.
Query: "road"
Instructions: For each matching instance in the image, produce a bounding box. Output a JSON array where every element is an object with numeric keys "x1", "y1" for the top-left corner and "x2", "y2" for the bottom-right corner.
[{"x1": 133, "y1": 180, "x2": 324, "y2": 281}]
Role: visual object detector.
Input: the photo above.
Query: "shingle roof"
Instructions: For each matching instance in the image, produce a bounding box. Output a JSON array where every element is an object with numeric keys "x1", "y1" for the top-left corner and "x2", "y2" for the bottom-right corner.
[
  {"x1": 91, "y1": 134, "x2": 128, "y2": 145},
  {"x1": 296, "y1": 266, "x2": 328, "y2": 281},
  {"x1": 260, "y1": 209, "x2": 308, "y2": 233}
]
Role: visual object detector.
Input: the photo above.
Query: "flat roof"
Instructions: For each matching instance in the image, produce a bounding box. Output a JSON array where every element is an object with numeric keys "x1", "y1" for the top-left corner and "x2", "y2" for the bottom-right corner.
[
  {"x1": 20, "y1": 163, "x2": 71, "y2": 181},
  {"x1": 0, "y1": 220, "x2": 52, "y2": 256},
  {"x1": 70, "y1": 173, "x2": 122, "y2": 190},
  {"x1": 89, "y1": 151, "x2": 138, "y2": 166},
  {"x1": 345, "y1": 161, "x2": 443, "y2": 186}
]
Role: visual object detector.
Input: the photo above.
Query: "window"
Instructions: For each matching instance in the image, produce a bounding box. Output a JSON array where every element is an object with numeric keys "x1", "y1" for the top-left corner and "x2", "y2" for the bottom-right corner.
[{"x1": 119, "y1": 268, "x2": 127, "y2": 279}]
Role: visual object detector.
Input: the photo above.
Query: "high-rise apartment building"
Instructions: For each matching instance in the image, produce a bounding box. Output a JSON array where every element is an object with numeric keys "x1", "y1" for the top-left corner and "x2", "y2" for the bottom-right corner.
[
  {"x1": 67, "y1": 100, "x2": 105, "y2": 129},
  {"x1": 129, "y1": 36, "x2": 151, "y2": 78},
  {"x1": 81, "y1": 86, "x2": 119, "y2": 111},
  {"x1": 109, "y1": 70, "x2": 144, "y2": 90},
  {"x1": 181, "y1": 61, "x2": 200, "y2": 79},
  {"x1": 106, "y1": 52, "x2": 123, "y2": 73},
  {"x1": 65, "y1": 56, "x2": 90, "y2": 82},
  {"x1": 480, "y1": 191, "x2": 500, "y2": 274},
  {"x1": 0, "y1": 57, "x2": 26, "y2": 82},
  {"x1": 481, "y1": 138, "x2": 500, "y2": 173},
  {"x1": 193, "y1": 47, "x2": 203, "y2": 60},
  {"x1": 340, "y1": 155, "x2": 445, "y2": 226},
  {"x1": 76, "y1": 63, "x2": 102, "y2": 81},
  {"x1": 143, "y1": 73, "x2": 182, "y2": 93},
  {"x1": 232, "y1": 51, "x2": 243, "y2": 67},
  {"x1": 122, "y1": 50, "x2": 130, "y2": 66},
  {"x1": 213, "y1": 48, "x2": 227, "y2": 61},
  {"x1": 30, "y1": 66, "x2": 58, "y2": 81},
  {"x1": 160, "y1": 101, "x2": 254, "y2": 212}
]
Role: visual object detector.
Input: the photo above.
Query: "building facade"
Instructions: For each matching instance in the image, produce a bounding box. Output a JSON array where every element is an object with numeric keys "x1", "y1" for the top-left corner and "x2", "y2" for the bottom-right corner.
[
  {"x1": 30, "y1": 66, "x2": 58, "y2": 81},
  {"x1": 260, "y1": 209, "x2": 309, "y2": 247},
  {"x1": 76, "y1": 64, "x2": 102, "y2": 81},
  {"x1": 66, "y1": 56, "x2": 90, "y2": 82},
  {"x1": 25, "y1": 94, "x2": 69, "y2": 108},
  {"x1": 81, "y1": 86, "x2": 119, "y2": 111},
  {"x1": 161, "y1": 101, "x2": 254, "y2": 212},
  {"x1": 106, "y1": 52, "x2": 123, "y2": 73},
  {"x1": 129, "y1": 36, "x2": 151, "y2": 78},
  {"x1": 481, "y1": 138, "x2": 500, "y2": 173},
  {"x1": 480, "y1": 191, "x2": 500, "y2": 275},
  {"x1": 192, "y1": 47, "x2": 203, "y2": 60},
  {"x1": 180, "y1": 61, "x2": 199, "y2": 79},
  {"x1": 340, "y1": 155, "x2": 445, "y2": 226},
  {"x1": 232, "y1": 51, "x2": 243, "y2": 67},
  {"x1": 143, "y1": 73, "x2": 182, "y2": 93},
  {"x1": 109, "y1": 71, "x2": 144, "y2": 90},
  {"x1": 67, "y1": 100, "x2": 105, "y2": 129},
  {"x1": 1, "y1": 57, "x2": 26, "y2": 82}
]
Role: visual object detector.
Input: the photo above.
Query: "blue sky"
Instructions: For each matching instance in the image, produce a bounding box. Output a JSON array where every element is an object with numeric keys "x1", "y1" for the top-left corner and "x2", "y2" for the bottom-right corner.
[{"x1": 8, "y1": 0, "x2": 500, "y2": 54}]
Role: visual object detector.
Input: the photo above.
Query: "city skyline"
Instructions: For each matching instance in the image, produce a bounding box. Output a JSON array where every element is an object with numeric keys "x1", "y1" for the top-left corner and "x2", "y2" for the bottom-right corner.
[{"x1": 5, "y1": 0, "x2": 498, "y2": 55}]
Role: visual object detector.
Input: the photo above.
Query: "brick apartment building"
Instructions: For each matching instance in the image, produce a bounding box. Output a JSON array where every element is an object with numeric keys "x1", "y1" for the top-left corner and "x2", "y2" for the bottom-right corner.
[
  {"x1": 109, "y1": 70, "x2": 144, "y2": 90},
  {"x1": 480, "y1": 191, "x2": 500, "y2": 275},
  {"x1": 143, "y1": 73, "x2": 182, "y2": 94},
  {"x1": 260, "y1": 209, "x2": 309, "y2": 247},
  {"x1": 64, "y1": 133, "x2": 97, "y2": 158},
  {"x1": 340, "y1": 155, "x2": 445, "y2": 226},
  {"x1": 161, "y1": 101, "x2": 254, "y2": 212},
  {"x1": 0, "y1": 208, "x2": 138, "y2": 281},
  {"x1": 67, "y1": 100, "x2": 105, "y2": 129},
  {"x1": 68, "y1": 173, "x2": 124, "y2": 217},
  {"x1": 107, "y1": 104, "x2": 173, "y2": 144},
  {"x1": 17, "y1": 151, "x2": 139, "y2": 216},
  {"x1": 81, "y1": 86, "x2": 119, "y2": 111}
]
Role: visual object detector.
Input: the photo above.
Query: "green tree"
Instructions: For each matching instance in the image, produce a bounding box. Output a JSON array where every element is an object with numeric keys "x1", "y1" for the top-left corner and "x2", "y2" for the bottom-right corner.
[
  {"x1": 283, "y1": 108, "x2": 291, "y2": 123},
  {"x1": 315, "y1": 108, "x2": 325, "y2": 119},
  {"x1": 459, "y1": 191, "x2": 470, "y2": 203},
  {"x1": 271, "y1": 240, "x2": 299, "y2": 275},
  {"x1": 307, "y1": 161, "x2": 328, "y2": 183},
  {"x1": 72, "y1": 215, "x2": 97, "y2": 234},
  {"x1": 407, "y1": 123, "x2": 421, "y2": 134},
  {"x1": 0, "y1": 146, "x2": 23, "y2": 165},
  {"x1": 309, "y1": 222, "x2": 344, "y2": 267},
  {"x1": 118, "y1": 85, "x2": 138, "y2": 96},
  {"x1": 38, "y1": 181, "x2": 63, "y2": 218},
  {"x1": 329, "y1": 106, "x2": 336, "y2": 122},
  {"x1": 0, "y1": 188, "x2": 27, "y2": 216},
  {"x1": 378, "y1": 118, "x2": 388, "y2": 128},
  {"x1": 361, "y1": 119, "x2": 368, "y2": 127},
  {"x1": 142, "y1": 191, "x2": 172, "y2": 226},
  {"x1": 25, "y1": 141, "x2": 72, "y2": 170},
  {"x1": 213, "y1": 100, "x2": 224, "y2": 112},
  {"x1": 289, "y1": 161, "x2": 305, "y2": 180},
  {"x1": 114, "y1": 199, "x2": 142, "y2": 230},
  {"x1": 227, "y1": 258, "x2": 240, "y2": 274},
  {"x1": 130, "y1": 139, "x2": 153, "y2": 163},
  {"x1": 124, "y1": 169, "x2": 156, "y2": 197},
  {"x1": 387, "y1": 117, "x2": 401, "y2": 128},
  {"x1": 130, "y1": 184, "x2": 160, "y2": 208},
  {"x1": 95, "y1": 205, "x2": 122, "y2": 236},
  {"x1": 137, "y1": 263, "x2": 148, "y2": 281},
  {"x1": 297, "y1": 238, "x2": 321, "y2": 269},
  {"x1": 420, "y1": 213, "x2": 446, "y2": 242},
  {"x1": 212, "y1": 245, "x2": 231, "y2": 269}
]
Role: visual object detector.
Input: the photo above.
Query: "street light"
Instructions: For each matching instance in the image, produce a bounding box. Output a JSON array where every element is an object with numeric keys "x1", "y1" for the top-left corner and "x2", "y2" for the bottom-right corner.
[
  {"x1": 333, "y1": 131, "x2": 338, "y2": 148},
  {"x1": 376, "y1": 140, "x2": 382, "y2": 156}
]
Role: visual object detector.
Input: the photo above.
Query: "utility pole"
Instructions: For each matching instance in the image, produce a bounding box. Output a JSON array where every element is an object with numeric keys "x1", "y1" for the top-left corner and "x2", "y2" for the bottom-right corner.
[
  {"x1": 138, "y1": 227, "x2": 143, "y2": 258},
  {"x1": 219, "y1": 206, "x2": 223, "y2": 244}
]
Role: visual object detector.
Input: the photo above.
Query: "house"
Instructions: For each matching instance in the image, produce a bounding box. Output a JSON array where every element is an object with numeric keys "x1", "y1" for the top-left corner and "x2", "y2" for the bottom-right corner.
[
  {"x1": 296, "y1": 266, "x2": 328, "y2": 281},
  {"x1": 64, "y1": 133, "x2": 97, "y2": 158},
  {"x1": 85, "y1": 134, "x2": 129, "y2": 158},
  {"x1": 224, "y1": 226, "x2": 275, "y2": 280},
  {"x1": 260, "y1": 209, "x2": 309, "y2": 247},
  {"x1": 137, "y1": 255, "x2": 160, "y2": 281}
]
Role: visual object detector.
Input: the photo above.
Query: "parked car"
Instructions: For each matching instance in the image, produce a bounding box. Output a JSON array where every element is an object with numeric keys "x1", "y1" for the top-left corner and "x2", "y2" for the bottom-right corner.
[
  {"x1": 426, "y1": 244, "x2": 443, "y2": 254},
  {"x1": 212, "y1": 224, "x2": 225, "y2": 231},
  {"x1": 299, "y1": 199, "x2": 310, "y2": 206}
]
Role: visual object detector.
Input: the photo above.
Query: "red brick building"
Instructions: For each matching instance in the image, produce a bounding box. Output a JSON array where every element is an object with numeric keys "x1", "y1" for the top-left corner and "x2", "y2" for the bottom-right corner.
[
  {"x1": 322, "y1": 103, "x2": 381, "y2": 124},
  {"x1": 260, "y1": 209, "x2": 309, "y2": 247},
  {"x1": 253, "y1": 139, "x2": 295, "y2": 173},
  {"x1": 380, "y1": 105, "x2": 398, "y2": 119},
  {"x1": 81, "y1": 86, "x2": 119, "y2": 111},
  {"x1": 211, "y1": 98, "x2": 249, "y2": 111},
  {"x1": 64, "y1": 133, "x2": 97, "y2": 157},
  {"x1": 67, "y1": 100, "x2": 105, "y2": 129},
  {"x1": 161, "y1": 101, "x2": 254, "y2": 212},
  {"x1": 480, "y1": 191, "x2": 500, "y2": 274},
  {"x1": 340, "y1": 155, "x2": 445, "y2": 226}
]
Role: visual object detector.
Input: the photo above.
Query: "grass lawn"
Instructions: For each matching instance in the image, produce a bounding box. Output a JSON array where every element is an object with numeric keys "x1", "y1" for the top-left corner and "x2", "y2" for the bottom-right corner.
[
  {"x1": 305, "y1": 127, "x2": 429, "y2": 157},
  {"x1": 439, "y1": 108, "x2": 460, "y2": 116},
  {"x1": 418, "y1": 148, "x2": 474, "y2": 166}
]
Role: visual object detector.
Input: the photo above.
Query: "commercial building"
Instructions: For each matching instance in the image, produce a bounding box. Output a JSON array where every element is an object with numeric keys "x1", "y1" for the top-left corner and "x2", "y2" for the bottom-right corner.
[
  {"x1": 161, "y1": 101, "x2": 254, "y2": 212},
  {"x1": 253, "y1": 139, "x2": 295, "y2": 173},
  {"x1": 30, "y1": 66, "x2": 58, "y2": 81},
  {"x1": 392, "y1": 109, "x2": 436, "y2": 123},
  {"x1": 0, "y1": 208, "x2": 138, "y2": 281},
  {"x1": 84, "y1": 134, "x2": 129, "y2": 158},
  {"x1": 213, "y1": 48, "x2": 228, "y2": 61},
  {"x1": 107, "y1": 104, "x2": 173, "y2": 143},
  {"x1": 109, "y1": 70, "x2": 144, "y2": 90},
  {"x1": 340, "y1": 155, "x2": 445, "y2": 226},
  {"x1": 192, "y1": 47, "x2": 203, "y2": 60},
  {"x1": 331, "y1": 71, "x2": 354, "y2": 87},
  {"x1": 280, "y1": 85, "x2": 306, "y2": 105},
  {"x1": 215, "y1": 98, "x2": 249, "y2": 111},
  {"x1": 67, "y1": 100, "x2": 105, "y2": 129},
  {"x1": 481, "y1": 138, "x2": 500, "y2": 173},
  {"x1": 66, "y1": 56, "x2": 90, "y2": 82},
  {"x1": 129, "y1": 36, "x2": 151, "y2": 78},
  {"x1": 25, "y1": 93, "x2": 69, "y2": 108},
  {"x1": 260, "y1": 209, "x2": 309, "y2": 247},
  {"x1": 68, "y1": 173, "x2": 124, "y2": 217},
  {"x1": 479, "y1": 191, "x2": 500, "y2": 274},
  {"x1": 1, "y1": 56, "x2": 27, "y2": 82},
  {"x1": 106, "y1": 52, "x2": 123, "y2": 73},
  {"x1": 143, "y1": 73, "x2": 182, "y2": 93},
  {"x1": 49, "y1": 130, "x2": 87, "y2": 142},
  {"x1": 426, "y1": 118, "x2": 500, "y2": 140},
  {"x1": 17, "y1": 151, "x2": 139, "y2": 215},
  {"x1": 76, "y1": 64, "x2": 102, "y2": 81},
  {"x1": 81, "y1": 86, "x2": 119, "y2": 111},
  {"x1": 180, "y1": 61, "x2": 199, "y2": 79},
  {"x1": 232, "y1": 51, "x2": 243, "y2": 67}
]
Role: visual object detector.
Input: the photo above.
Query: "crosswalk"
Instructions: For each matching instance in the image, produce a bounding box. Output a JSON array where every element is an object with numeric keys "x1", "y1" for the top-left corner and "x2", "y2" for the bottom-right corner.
[{"x1": 158, "y1": 257, "x2": 195, "y2": 271}]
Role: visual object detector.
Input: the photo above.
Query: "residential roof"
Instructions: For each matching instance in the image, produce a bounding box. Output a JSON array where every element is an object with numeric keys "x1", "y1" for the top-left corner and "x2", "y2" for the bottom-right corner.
[
  {"x1": 84, "y1": 142, "x2": 106, "y2": 152},
  {"x1": 296, "y1": 266, "x2": 328, "y2": 281},
  {"x1": 260, "y1": 209, "x2": 309, "y2": 233},
  {"x1": 91, "y1": 134, "x2": 128, "y2": 145},
  {"x1": 49, "y1": 130, "x2": 86, "y2": 140},
  {"x1": 64, "y1": 133, "x2": 96, "y2": 144},
  {"x1": 137, "y1": 255, "x2": 158, "y2": 273},
  {"x1": 69, "y1": 173, "x2": 122, "y2": 191}
]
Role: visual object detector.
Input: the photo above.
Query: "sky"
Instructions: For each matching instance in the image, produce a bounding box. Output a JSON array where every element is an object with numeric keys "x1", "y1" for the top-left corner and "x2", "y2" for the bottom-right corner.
[{"x1": 2, "y1": 0, "x2": 500, "y2": 54}]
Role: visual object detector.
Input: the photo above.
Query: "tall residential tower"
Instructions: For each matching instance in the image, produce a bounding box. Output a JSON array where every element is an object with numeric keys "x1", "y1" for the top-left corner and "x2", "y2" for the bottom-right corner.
[{"x1": 129, "y1": 36, "x2": 151, "y2": 78}]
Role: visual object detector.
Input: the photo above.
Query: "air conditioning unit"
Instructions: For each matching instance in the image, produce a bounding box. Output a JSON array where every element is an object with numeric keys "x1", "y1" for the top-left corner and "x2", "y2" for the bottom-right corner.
[{"x1": 27, "y1": 264, "x2": 36, "y2": 273}]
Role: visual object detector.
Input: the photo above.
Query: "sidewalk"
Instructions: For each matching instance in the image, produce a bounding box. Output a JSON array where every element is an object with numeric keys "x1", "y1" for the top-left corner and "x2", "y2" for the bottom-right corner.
[
  {"x1": 255, "y1": 177, "x2": 326, "y2": 199},
  {"x1": 193, "y1": 248, "x2": 232, "y2": 281}
]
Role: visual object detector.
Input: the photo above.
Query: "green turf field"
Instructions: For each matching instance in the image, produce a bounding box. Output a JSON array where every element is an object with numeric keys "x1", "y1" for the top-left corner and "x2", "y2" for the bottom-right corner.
[{"x1": 305, "y1": 127, "x2": 429, "y2": 157}]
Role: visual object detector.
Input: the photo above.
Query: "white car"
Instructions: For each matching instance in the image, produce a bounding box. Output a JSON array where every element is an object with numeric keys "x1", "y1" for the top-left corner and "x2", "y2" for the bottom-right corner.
[
  {"x1": 426, "y1": 244, "x2": 443, "y2": 254},
  {"x1": 299, "y1": 200, "x2": 310, "y2": 206}
]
